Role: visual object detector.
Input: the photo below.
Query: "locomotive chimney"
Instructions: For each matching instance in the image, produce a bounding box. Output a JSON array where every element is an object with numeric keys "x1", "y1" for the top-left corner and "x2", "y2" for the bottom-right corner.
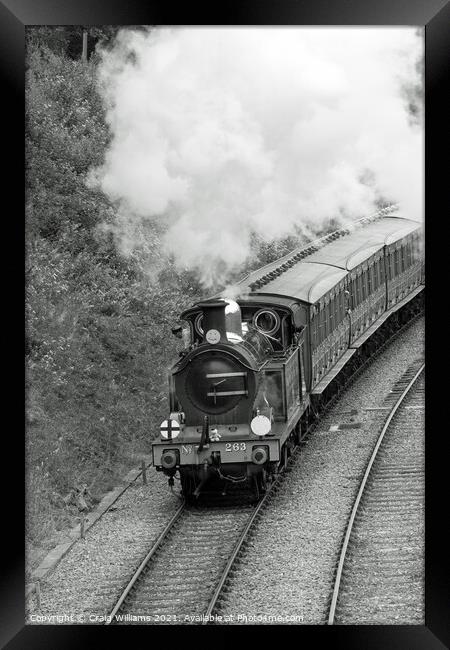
[{"x1": 197, "y1": 299, "x2": 229, "y2": 344}]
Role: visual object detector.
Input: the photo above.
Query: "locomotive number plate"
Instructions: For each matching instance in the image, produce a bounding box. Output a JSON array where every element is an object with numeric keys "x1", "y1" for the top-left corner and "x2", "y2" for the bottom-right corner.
[
  {"x1": 225, "y1": 443, "x2": 246, "y2": 452},
  {"x1": 179, "y1": 443, "x2": 247, "y2": 454}
]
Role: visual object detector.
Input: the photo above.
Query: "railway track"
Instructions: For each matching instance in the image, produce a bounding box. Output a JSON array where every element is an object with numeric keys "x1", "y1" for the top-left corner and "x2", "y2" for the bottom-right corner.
[
  {"x1": 107, "y1": 493, "x2": 261, "y2": 624},
  {"x1": 105, "y1": 311, "x2": 424, "y2": 626},
  {"x1": 328, "y1": 361, "x2": 424, "y2": 624},
  {"x1": 107, "y1": 441, "x2": 317, "y2": 625}
]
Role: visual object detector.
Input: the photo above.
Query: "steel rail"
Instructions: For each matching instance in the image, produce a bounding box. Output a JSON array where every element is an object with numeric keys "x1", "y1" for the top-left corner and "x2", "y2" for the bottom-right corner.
[
  {"x1": 202, "y1": 476, "x2": 280, "y2": 622},
  {"x1": 327, "y1": 362, "x2": 425, "y2": 625},
  {"x1": 106, "y1": 501, "x2": 185, "y2": 624}
]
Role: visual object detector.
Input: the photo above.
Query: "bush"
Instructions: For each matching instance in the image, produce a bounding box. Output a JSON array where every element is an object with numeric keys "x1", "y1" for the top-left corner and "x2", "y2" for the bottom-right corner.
[{"x1": 25, "y1": 35, "x2": 206, "y2": 556}]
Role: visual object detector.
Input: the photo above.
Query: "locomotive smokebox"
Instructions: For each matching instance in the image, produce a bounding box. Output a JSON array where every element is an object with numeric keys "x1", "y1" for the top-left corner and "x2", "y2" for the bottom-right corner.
[{"x1": 197, "y1": 299, "x2": 229, "y2": 344}]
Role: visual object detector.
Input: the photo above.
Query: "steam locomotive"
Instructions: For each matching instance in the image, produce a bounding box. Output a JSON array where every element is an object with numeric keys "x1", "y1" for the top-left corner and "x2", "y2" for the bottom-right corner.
[{"x1": 152, "y1": 210, "x2": 424, "y2": 498}]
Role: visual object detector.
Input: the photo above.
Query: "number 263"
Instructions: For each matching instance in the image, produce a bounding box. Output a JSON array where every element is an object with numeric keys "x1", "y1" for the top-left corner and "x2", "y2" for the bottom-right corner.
[{"x1": 225, "y1": 443, "x2": 246, "y2": 452}]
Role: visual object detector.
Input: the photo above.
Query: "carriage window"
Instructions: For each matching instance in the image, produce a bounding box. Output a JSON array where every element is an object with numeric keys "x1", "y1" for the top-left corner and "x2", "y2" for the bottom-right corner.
[
  {"x1": 407, "y1": 241, "x2": 412, "y2": 267},
  {"x1": 312, "y1": 306, "x2": 320, "y2": 347},
  {"x1": 310, "y1": 307, "x2": 317, "y2": 347},
  {"x1": 394, "y1": 249, "x2": 400, "y2": 275},
  {"x1": 320, "y1": 306, "x2": 325, "y2": 341},
  {"x1": 412, "y1": 234, "x2": 419, "y2": 263}
]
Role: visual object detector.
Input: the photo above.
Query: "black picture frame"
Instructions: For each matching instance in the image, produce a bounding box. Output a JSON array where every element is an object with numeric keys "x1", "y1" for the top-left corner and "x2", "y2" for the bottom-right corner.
[{"x1": 3, "y1": 0, "x2": 448, "y2": 647}]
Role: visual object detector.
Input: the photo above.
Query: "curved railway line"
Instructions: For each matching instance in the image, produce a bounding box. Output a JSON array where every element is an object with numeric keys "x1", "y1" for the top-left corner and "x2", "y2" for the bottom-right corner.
[
  {"x1": 104, "y1": 310, "x2": 423, "y2": 626},
  {"x1": 328, "y1": 361, "x2": 424, "y2": 625}
]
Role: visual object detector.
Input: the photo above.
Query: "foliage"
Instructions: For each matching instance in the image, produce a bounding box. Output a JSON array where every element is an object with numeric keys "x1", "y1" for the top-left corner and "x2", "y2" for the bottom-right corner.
[
  {"x1": 26, "y1": 41, "x2": 111, "y2": 240},
  {"x1": 25, "y1": 33, "x2": 204, "y2": 556}
]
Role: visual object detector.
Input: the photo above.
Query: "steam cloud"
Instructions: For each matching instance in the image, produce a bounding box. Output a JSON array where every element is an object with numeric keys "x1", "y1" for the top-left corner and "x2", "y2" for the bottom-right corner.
[{"x1": 88, "y1": 27, "x2": 423, "y2": 286}]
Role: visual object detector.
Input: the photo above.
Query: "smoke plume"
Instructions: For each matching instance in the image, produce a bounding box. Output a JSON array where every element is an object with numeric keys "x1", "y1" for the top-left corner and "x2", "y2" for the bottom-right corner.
[{"x1": 88, "y1": 27, "x2": 423, "y2": 286}]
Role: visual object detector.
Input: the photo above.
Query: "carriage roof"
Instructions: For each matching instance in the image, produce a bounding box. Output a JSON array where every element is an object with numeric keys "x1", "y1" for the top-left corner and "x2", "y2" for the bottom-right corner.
[{"x1": 236, "y1": 215, "x2": 421, "y2": 306}]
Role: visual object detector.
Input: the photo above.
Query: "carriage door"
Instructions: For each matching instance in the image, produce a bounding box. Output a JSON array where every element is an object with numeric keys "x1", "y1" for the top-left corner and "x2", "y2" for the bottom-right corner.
[{"x1": 345, "y1": 275, "x2": 353, "y2": 346}]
